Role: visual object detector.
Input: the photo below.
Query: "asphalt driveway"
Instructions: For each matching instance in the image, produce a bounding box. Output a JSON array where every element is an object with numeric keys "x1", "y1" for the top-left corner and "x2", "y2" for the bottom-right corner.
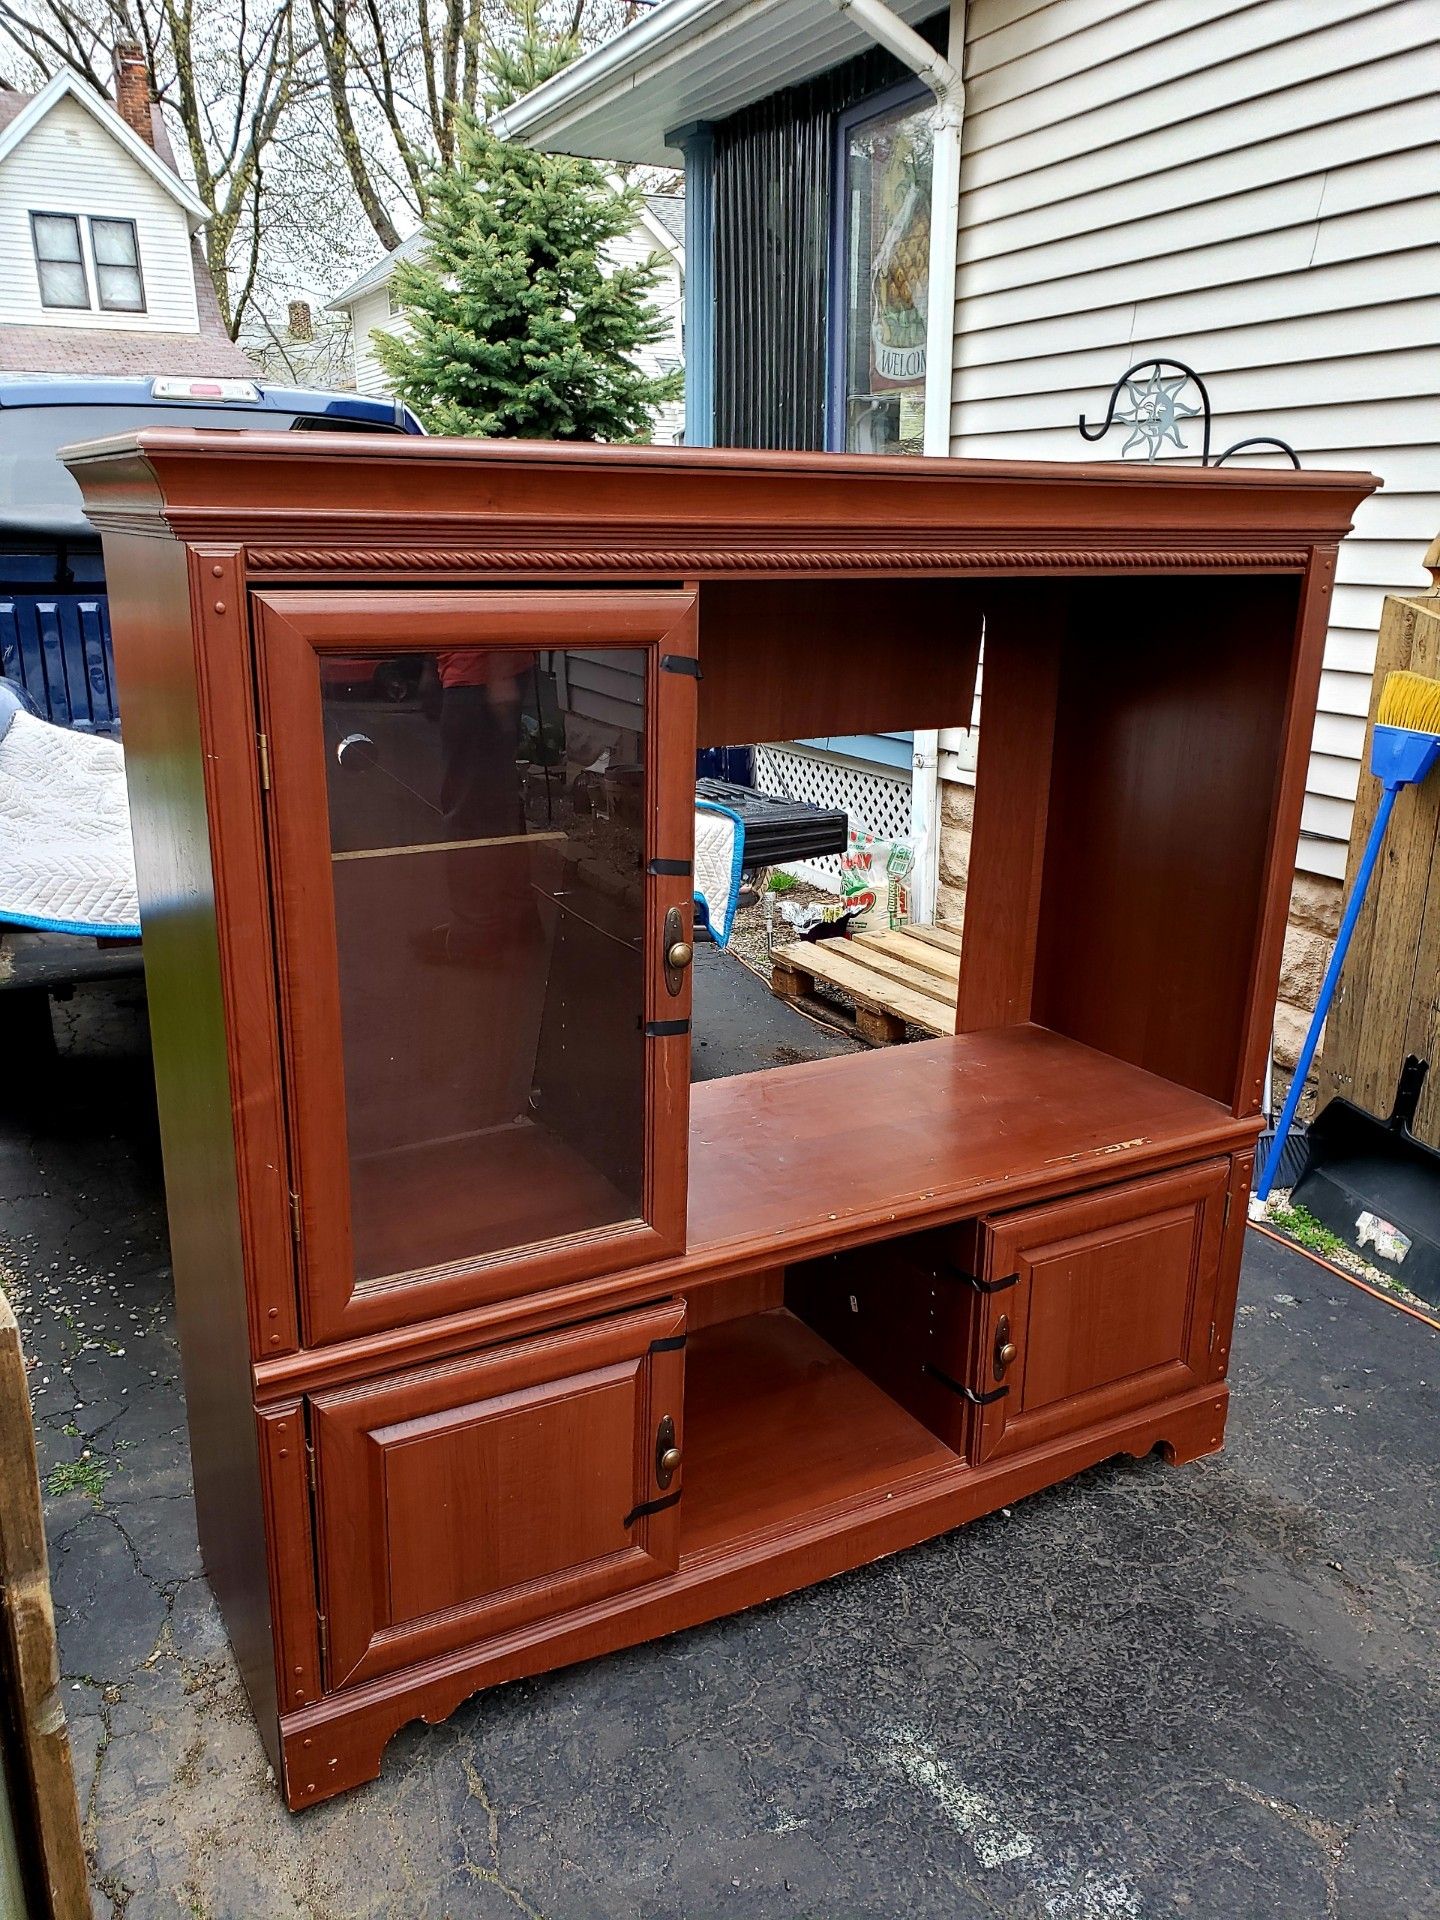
[{"x1": 1, "y1": 976, "x2": 1436, "y2": 1920}]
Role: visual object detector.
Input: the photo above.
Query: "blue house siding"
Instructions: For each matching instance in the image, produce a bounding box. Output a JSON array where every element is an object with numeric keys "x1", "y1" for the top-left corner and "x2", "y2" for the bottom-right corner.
[{"x1": 796, "y1": 730, "x2": 913, "y2": 770}]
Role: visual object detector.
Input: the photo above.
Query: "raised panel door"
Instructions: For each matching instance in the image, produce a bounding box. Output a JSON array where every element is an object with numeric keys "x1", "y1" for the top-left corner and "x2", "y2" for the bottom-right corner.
[
  {"x1": 971, "y1": 1161, "x2": 1229, "y2": 1463},
  {"x1": 310, "y1": 1300, "x2": 686, "y2": 1690}
]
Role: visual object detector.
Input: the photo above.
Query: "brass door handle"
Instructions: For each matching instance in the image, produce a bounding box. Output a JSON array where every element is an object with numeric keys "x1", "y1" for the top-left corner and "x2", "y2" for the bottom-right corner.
[
  {"x1": 655, "y1": 1414, "x2": 681, "y2": 1487},
  {"x1": 993, "y1": 1314, "x2": 1018, "y2": 1381},
  {"x1": 662, "y1": 908, "x2": 691, "y2": 996}
]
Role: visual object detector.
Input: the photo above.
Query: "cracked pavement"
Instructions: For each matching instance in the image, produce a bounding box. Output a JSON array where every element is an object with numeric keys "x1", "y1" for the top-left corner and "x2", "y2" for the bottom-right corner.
[{"x1": 1, "y1": 981, "x2": 1437, "y2": 1919}]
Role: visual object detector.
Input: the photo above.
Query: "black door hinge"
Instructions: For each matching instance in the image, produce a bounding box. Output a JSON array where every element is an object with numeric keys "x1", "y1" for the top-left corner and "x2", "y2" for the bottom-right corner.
[
  {"x1": 925, "y1": 1362, "x2": 1009, "y2": 1407},
  {"x1": 947, "y1": 1268, "x2": 1019, "y2": 1296}
]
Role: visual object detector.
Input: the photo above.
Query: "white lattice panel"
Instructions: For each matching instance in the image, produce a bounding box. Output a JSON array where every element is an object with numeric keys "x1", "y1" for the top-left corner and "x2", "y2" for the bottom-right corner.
[{"x1": 753, "y1": 742, "x2": 912, "y2": 890}]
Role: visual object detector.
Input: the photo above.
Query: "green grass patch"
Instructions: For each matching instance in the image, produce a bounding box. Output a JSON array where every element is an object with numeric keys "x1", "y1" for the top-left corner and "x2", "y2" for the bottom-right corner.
[
  {"x1": 46, "y1": 1454, "x2": 110, "y2": 1503},
  {"x1": 1269, "y1": 1201, "x2": 1349, "y2": 1262},
  {"x1": 765, "y1": 870, "x2": 800, "y2": 894}
]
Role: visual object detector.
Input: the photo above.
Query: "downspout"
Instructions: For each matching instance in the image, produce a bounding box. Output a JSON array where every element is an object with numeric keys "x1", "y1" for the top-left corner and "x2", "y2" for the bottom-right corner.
[{"x1": 831, "y1": 0, "x2": 967, "y2": 923}]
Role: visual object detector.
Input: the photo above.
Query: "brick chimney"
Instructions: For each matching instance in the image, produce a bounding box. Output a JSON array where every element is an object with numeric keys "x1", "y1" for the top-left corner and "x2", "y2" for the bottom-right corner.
[{"x1": 112, "y1": 41, "x2": 153, "y2": 146}]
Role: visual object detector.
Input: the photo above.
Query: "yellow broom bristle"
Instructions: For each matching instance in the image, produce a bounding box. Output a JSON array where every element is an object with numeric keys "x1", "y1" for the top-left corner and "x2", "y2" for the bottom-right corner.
[{"x1": 1377, "y1": 668, "x2": 1440, "y2": 736}]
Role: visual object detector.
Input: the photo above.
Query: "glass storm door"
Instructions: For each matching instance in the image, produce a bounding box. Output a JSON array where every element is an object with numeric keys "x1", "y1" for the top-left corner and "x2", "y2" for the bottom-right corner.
[{"x1": 252, "y1": 590, "x2": 698, "y2": 1344}]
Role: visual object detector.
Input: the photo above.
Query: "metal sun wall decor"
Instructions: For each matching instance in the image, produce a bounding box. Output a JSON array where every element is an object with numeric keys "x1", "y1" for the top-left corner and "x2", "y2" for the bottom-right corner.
[{"x1": 1079, "y1": 359, "x2": 1301, "y2": 468}]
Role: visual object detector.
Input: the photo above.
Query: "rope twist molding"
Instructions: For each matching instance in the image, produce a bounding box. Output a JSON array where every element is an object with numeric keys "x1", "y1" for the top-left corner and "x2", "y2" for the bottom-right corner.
[{"x1": 250, "y1": 545, "x2": 1309, "y2": 572}]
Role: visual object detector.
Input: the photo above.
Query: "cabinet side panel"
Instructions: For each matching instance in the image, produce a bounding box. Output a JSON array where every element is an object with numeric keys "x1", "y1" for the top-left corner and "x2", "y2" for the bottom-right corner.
[
  {"x1": 954, "y1": 586, "x2": 1064, "y2": 1033},
  {"x1": 98, "y1": 529, "x2": 279, "y2": 1765},
  {"x1": 1032, "y1": 575, "x2": 1299, "y2": 1104}
]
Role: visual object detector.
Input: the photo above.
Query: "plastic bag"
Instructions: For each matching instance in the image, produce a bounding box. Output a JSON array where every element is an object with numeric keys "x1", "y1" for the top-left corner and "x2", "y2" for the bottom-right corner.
[{"x1": 840, "y1": 829, "x2": 915, "y2": 932}]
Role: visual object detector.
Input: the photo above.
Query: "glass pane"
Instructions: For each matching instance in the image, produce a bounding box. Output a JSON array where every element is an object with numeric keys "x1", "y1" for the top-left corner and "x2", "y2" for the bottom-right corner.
[
  {"x1": 96, "y1": 262, "x2": 145, "y2": 311},
  {"x1": 321, "y1": 644, "x2": 649, "y2": 1284},
  {"x1": 90, "y1": 218, "x2": 138, "y2": 266},
  {"x1": 38, "y1": 259, "x2": 89, "y2": 309},
  {"x1": 33, "y1": 214, "x2": 82, "y2": 261},
  {"x1": 841, "y1": 98, "x2": 932, "y2": 455}
]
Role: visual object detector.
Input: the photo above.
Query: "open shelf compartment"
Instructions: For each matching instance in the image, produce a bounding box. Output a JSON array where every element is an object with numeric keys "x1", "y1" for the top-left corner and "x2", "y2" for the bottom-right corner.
[{"x1": 678, "y1": 1307, "x2": 964, "y2": 1563}]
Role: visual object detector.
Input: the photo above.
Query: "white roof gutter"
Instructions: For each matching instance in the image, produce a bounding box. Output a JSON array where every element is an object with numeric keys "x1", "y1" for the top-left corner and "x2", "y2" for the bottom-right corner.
[{"x1": 491, "y1": 0, "x2": 751, "y2": 149}]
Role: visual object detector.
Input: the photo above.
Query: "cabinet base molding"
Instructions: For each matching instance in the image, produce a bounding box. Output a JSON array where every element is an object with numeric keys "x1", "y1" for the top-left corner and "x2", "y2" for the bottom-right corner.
[{"x1": 278, "y1": 1378, "x2": 1226, "y2": 1808}]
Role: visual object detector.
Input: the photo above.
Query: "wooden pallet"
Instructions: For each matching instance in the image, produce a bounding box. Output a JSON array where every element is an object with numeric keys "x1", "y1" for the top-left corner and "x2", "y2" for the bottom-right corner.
[{"x1": 770, "y1": 923, "x2": 962, "y2": 1044}]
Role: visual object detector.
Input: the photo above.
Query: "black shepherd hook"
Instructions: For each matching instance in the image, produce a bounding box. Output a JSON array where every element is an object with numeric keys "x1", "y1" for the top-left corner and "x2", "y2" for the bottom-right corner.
[{"x1": 1079, "y1": 358, "x2": 1300, "y2": 469}]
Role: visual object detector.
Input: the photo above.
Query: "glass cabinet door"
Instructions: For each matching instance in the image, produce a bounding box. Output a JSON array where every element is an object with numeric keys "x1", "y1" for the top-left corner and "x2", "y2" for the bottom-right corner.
[{"x1": 252, "y1": 590, "x2": 698, "y2": 1343}]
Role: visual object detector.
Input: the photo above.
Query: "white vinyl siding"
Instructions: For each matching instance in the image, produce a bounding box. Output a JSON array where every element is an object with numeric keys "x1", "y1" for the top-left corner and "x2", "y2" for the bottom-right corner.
[
  {"x1": 0, "y1": 95, "x2": 198, "y2": 332},
  {"x1": 605, "y1": 220, "x2": 686, "y2": 444},
  {"x1": 950, "y1": 0, "x2": 1440, "y2": 880},
  {"x1": 350, "y1": 286, "x2": 408, "y2": 397}
]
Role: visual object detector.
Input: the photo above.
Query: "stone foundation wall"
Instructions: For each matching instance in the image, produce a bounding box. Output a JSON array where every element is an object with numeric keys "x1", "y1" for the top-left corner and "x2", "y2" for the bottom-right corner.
[
  {"x1": 1275, "y1": 872, "x2": 1342, "y2": 1071},
  {"x1": 935, "y1": 780, "x2": 973, "y2": 930},
  {"x1": 933, "y1": 780, "x2": 1342, "y2": 1081}
]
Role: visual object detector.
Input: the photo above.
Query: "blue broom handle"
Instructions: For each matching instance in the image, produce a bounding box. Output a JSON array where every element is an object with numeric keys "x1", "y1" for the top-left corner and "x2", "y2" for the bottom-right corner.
[{"x1": 1257, "y1": 782, "x2": 1400, "y2": 1200}]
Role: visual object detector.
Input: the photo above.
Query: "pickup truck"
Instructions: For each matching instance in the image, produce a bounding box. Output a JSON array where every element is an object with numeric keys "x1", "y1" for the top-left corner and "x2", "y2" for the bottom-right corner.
[{"x1": 0, "y1": 375, "x2": 422, "y2": 1054}]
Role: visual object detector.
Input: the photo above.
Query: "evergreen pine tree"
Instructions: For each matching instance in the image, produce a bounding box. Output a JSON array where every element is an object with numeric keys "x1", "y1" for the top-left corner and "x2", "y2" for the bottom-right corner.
[{"x1": 375, "y1": 7, "x2": 682, "y2": 442}]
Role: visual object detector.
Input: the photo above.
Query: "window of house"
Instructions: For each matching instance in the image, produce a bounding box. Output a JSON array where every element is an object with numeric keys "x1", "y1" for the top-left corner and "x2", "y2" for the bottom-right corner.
[
  {"x1": 31, "y1": 213, "x2": 89, "y2": 309},
  {"x1": 30, "y1": 213, "x2": 146, "y2": 313},
  {"x1": 830, "y1": 81, "x2": 933, "y2": 456},
  {"x1": 90, "y1": 218, "x2": 145, "y2": 312}
]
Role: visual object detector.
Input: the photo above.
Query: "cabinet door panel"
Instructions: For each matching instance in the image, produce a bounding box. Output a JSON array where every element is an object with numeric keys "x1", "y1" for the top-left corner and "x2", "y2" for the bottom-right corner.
[
  {"x1": 973, "y1": 1161, "x2": 1228, "y2": 1463},
  {"x1": 252, "y1": 591, "x2": 697, "y2": 1344},
  {"x1": 311, "y1": 1301, "x2": 685, "y2": 1690}
]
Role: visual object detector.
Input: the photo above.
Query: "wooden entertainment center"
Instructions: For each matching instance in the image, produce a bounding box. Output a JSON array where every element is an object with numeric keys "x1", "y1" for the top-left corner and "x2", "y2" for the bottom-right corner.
[{"x1": 65, "y1": 434, "x2": 1373, "y2": 1808}]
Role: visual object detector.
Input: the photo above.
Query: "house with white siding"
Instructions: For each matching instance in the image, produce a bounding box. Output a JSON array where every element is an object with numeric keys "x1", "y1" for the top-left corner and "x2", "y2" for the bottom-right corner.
[
  {"x1": 0, "y1": 49, "x2": 254, "y2": 378},
  {"x1": 493, "y1": 0, "x2": 1440, "y2": 1062},
  {"x1": 328, "y1": 192, "x2": 686, "y2": 444}
]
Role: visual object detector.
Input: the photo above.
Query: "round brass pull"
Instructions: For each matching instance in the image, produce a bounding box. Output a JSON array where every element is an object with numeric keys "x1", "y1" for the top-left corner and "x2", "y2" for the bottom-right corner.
[
  {"x1": 667, "y1": 941, "x2": 694, "y2": 973},
  {"x1": 993, "y1": 1313, "x2": 1018, "y2": 1381},
  {"x1": 659, "y1": 1446, "x2": 683, "y2": 1476}
]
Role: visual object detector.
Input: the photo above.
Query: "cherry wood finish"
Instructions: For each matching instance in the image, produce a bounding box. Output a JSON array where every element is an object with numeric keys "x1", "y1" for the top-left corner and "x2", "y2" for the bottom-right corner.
[
  {"x1": 696, "y1": 578, "x2": 982, "y2": 746},
  {"x1": 967, "y1": 1162, "x2": 1230, "y2": 1463},
  {"x1": 1032, "y1": 577, "x2": 1300, "y2": 1104},
  {"x1": 679, "y1": 1309, "x2": 958, "y2": 1558},
  {"x1": 954, "y1": 588, "x2": 1065, "y2": 1034},
  {"x1": 61, "y1": 434, "x2": 1374, "y2": 1810},
  {"x1": 251, "y1": 590, "x2": 697, "y2": 1344},
  {"x1": 784, "y1": 1239, "x2": 973, "y2": 1451},
  {"x1": 311, "y1": 1301, "x2": 684, "y2": 1689},
  {"x1": 280, "y1": 1368, "x2": 1229, "y2": 1805}
]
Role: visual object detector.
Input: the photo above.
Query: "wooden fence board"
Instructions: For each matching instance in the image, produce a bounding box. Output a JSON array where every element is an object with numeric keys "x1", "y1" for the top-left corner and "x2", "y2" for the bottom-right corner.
[
  {"x1": 0, "y1": 1292, "x2": 90, "y2": 1920},
  {"x1": 1319, "y1": 579, "x2": 1440, "y2": 1142}
]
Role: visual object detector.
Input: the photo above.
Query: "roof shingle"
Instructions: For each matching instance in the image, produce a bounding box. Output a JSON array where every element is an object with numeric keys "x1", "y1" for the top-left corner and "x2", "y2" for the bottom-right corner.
[{"x1": 0, "y1": 322, "x2": 258, "y2": 376}]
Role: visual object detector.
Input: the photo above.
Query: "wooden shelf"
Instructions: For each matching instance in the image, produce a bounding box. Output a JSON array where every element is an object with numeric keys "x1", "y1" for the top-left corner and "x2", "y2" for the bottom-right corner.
[
  {"x1": 332, "y1": 831, "x2": 566, "y2": 863},
  {"x1": 686, "y1": 1023, "x2": 1246, "y2": 1266},
  {"x1": 678, "y1": 1309, "x2": 961, "y2": 1562},
  {"x1": 349, "y1": 1121, "x2": 636, "y2": 1286}
]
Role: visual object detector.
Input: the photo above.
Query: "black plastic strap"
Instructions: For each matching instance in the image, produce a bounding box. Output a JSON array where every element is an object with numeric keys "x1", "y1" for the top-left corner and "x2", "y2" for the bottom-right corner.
[
  {"x1": 624, "y1": 1488, "x2": 682, "y2": 1528},
  {"x1": 649, "y1": 858, "x2": 693, "y2": 878},
  {"x1": 648, "y1": 1333, "x2": 687, "y2": 1355},
  {"x1": 925, "y1": 1363, "x2": 1008, "y2": 1407},
  {"x1": 645, "y1": 1018, "x2": 690, "y2": 1038},
  {"x1": 949, "y1": 1269, "x2": 1019, "y2": 1296},
  {"x1": 661, "y1": 654, "x2": 702, "y2": 678}
]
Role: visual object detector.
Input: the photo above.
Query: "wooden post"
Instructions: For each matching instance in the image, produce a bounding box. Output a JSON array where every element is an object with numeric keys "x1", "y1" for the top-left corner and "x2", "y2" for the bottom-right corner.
[
  {"x1": 1317, "y1": 537, "x2": 1440, "y2": 1140},
  {"x1": 0, "y1": 1292, "x2": 90, "y2": 1920}
]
